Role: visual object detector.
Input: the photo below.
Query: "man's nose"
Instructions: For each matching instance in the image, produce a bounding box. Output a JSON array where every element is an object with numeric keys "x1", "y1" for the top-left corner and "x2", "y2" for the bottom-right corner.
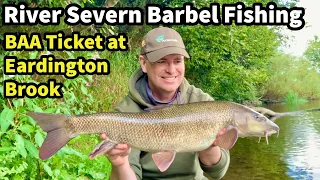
[{"x1": 165, "y1": 63, "x2": 175, "y2": 73}]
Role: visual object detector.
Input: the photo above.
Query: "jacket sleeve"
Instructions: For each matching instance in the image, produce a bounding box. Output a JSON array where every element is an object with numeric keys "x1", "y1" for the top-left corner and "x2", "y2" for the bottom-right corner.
[
  {"x1": 200, "y1": 148, "x2": 230, "y2": 180},
  {"x1": 127, "y1": 148, "x2": 143, "y2": 180},
  {"x1": 114, "y1": 98, "x2": 143, "y2": 180}
]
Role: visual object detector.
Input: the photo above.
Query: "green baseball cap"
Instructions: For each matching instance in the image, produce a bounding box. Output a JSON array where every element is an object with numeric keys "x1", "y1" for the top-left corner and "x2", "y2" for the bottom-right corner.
[{"x1": 140, "y1": 27, "x2": 190, "y2": 62}]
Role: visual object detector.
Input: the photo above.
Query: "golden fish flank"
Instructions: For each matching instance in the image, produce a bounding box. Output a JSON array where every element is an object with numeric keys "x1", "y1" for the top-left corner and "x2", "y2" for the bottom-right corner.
[{"x1": 28, "y1": 101, "x2": 279, "y2": 172}]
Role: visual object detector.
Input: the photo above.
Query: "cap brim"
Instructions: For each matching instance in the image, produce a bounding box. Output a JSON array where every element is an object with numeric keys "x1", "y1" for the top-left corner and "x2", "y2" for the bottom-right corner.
[{"x1": 145, "y1": 47, "x2": 190, "y2": 62}]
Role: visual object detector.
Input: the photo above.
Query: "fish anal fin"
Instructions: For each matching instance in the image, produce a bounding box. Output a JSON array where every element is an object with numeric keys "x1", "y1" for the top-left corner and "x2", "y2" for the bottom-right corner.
[
  {"x1": 40, "y1": 128, "x2": 72, "y2": 160},
  {"x1": 89, "y1": 139, "x2": 117, "y2": 159},
  {"x1": 214, "y1": 127, "x2": 238, "y2": 150},
  {"x1": 152, "y1": 151, "x2": 176, "y2": 172}
]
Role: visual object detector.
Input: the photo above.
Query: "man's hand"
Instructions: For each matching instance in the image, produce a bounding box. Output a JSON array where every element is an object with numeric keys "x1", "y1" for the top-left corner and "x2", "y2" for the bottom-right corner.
[
  {"x1": 100, "y1": 134, "x2": 137, "y2": 180},
  {"x1": 198, "y1": 146, "x2": 222, "y2": 166},
  {"x1": 198, "y1": 129, "x2": 225, "y2": 166},
  {"x1": 100, "y1": 133, "x2": 131, "y2": 167}
]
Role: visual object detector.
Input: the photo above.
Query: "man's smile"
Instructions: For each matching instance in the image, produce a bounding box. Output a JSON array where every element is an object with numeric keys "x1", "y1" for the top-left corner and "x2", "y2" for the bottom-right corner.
[{"x1": 162, "y1": 76, "x2": 178, "y2": 82}]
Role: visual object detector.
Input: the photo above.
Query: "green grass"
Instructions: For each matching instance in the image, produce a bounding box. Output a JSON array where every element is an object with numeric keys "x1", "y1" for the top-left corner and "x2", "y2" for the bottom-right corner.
[
  {"x1": 87, "y1": 48, "x2": 140, "y2": 112},
  {"x1": 284, "y1": 92, "x2": 308, "y2": 105}
]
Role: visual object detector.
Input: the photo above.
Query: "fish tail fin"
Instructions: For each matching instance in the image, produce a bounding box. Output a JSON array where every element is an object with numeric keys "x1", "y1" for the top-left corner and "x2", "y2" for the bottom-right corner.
[{"x1": 27, "y1": 112, "x2": 75, "y2": 160}]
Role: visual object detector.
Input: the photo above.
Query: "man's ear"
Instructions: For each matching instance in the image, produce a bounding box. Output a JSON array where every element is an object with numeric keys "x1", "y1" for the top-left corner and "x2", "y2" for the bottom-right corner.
[{"x1": 139, "y1": 55, "x2": 147, "y2": 73}]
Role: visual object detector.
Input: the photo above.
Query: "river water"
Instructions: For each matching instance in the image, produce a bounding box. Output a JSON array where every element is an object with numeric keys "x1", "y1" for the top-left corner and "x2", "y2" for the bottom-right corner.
[{"x1": 223, "y1": 100, "x2": 320, "y2": 180}]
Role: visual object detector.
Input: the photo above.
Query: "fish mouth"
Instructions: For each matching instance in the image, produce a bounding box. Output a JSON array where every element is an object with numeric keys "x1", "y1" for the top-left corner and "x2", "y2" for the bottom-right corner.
[{"x1": 258, "y1": 128, "x2": 280, "y2": 145}]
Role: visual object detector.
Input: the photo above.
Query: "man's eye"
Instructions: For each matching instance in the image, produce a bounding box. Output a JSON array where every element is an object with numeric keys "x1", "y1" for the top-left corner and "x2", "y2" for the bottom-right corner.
[{"x1": 157, "y1": 61, "x2": 165, "y2": 64}]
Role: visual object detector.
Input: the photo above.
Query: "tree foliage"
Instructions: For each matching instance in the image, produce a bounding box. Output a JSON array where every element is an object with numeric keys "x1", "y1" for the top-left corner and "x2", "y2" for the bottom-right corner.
[
  {"x1": 173, "y1": 24, "x2": 278, "y2": 102},
  {"x1": 262, "y1": 53, "x2": 320, "y2": 101},
  {"x1": 304, "y1": 36, "x2": 320, "y2": 68}
]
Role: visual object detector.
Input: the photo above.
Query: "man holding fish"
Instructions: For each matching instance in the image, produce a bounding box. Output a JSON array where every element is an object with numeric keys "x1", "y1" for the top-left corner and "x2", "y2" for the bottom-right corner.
[
  {"x1": 102, "y1": 27, "x2": 231, "y2": 180},
  {"x1": 29, "y1": 27, "x2": 280, "y2": 180}
]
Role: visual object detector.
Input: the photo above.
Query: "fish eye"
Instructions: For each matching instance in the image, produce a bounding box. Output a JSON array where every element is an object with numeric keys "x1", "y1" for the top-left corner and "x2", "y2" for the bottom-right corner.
[{"x1": 254, "y1": 114, "x2": 263, "y2": 121}]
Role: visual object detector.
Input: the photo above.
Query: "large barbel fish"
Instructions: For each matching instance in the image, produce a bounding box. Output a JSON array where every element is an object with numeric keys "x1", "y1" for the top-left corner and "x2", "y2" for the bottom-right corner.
[{"x1": 28, "y1": 101, "x2": 279, "y2": 172}]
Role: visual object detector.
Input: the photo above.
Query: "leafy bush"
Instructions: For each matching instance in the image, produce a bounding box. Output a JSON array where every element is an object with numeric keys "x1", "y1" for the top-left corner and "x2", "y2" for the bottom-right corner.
[
  {"x1": 0, "y1": 50, "x2": 113, "y2": 179},
  {"x1": 173, "y1": 25, "x2": 277, "y2": 102},
  {"x1": 262, "y1": 53, "x2": 320, "y2": 102},
  {"x1": 284, "y1": 92, "x2": 308, "y2": 105},
  {"x1": 304, "y1": 36, "x2": 320, "y2": 67}
]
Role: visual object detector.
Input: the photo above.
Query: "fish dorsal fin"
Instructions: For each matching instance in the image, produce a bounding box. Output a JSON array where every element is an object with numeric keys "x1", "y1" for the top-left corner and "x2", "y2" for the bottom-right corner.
[
  {"x1": 144, "y1": 104, "x2": 173, "y2": 112},
  {"x1": 152, "y1": 151, "x2": 176, "y2": 172},
  {"x1": 88, "y1": 139, "x2": 117, "y2": 159},
  {"x1": 214, "y1": 127, "x2": 238, "y2": 150}
]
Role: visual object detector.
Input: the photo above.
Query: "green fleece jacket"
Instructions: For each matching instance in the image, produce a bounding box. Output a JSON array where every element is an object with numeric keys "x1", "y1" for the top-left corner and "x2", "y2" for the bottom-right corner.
[{"x1": 113, "y1": 68, "x2": 230, "y2": 180}]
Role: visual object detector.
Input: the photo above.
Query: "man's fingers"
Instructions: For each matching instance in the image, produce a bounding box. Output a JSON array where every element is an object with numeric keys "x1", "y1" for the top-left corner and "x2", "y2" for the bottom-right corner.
[
  {"x1": 213, "y1": 141, "x2": 218, "y2": 146},
  {"x1": 108, "y1": 155, "x2": 120, "y2": 161},
  {"x1": 100, "y1": 133, "x2": 108, "y2": 139},
  {"x1": 217, "y1": 128, "x2": 226, "y2": 137},
  {"x1": 115, "y1": 143, "x2": 129, "y2": 149},
  {"x1": 107, "y1": 148, "x2": 130, "y2": 156},
  {"x1": 218, "y1": 130, "x2": 225, "y2": 136}
]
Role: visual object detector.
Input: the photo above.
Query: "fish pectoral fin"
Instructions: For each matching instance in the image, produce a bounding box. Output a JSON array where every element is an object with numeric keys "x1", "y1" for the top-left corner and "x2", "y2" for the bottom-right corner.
[
  {"x1": 214, "y1": 127, "x2": 238, "y2": 150},
  {"x1": 89, "y1": 139, "x2": 117, "y2": 159},
  {"x1": 152, "y1": 151, "x2": 176, "y2": 172}
]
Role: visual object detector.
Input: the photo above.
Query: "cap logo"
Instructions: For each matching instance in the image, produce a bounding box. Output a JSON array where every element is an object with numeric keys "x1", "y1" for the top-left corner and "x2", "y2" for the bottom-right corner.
[
  {"x1": 156, "y1": 35, "x2": 164, "y2": 42},
  {"x1": 155, "y1": 35, "x2": 178, "y2": 43}
]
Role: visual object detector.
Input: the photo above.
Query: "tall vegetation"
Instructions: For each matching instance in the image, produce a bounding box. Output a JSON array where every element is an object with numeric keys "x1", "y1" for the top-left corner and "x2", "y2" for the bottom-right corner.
[
  {"x1": 0, "y1": 49, "x2": 139, "y2": 179},
  {"x1": 304, "y1": 36, "x2": 320, "y2": 68},
  {"x1": 262, "y1": 53, "x2": 320, "y2": 102},
  {"x1": 176, "y1": 25, "x2": 278, "y2": 102},
  {"x1": 0, "y1": 1, "x2": 137, "y2": 178}
]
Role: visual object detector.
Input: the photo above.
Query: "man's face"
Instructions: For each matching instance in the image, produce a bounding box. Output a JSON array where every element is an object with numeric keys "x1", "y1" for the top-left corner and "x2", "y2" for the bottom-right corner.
[{"x1": 140, "y1": 54, "x2": 185, "y2": 95}]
